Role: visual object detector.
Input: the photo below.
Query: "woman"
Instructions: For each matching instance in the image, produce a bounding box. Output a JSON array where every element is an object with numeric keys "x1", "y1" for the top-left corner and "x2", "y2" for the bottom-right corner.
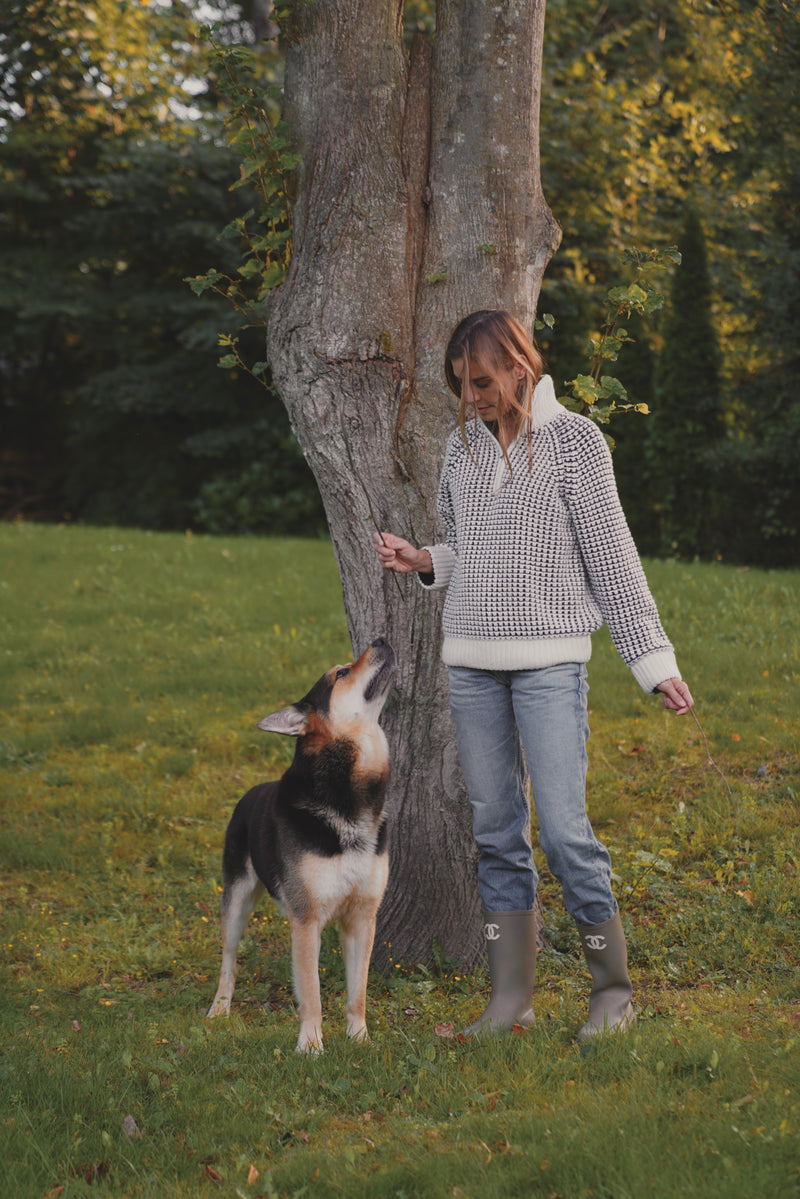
[{"x1": 373, "y1": 309, "x2": 693, "y2": 1039}]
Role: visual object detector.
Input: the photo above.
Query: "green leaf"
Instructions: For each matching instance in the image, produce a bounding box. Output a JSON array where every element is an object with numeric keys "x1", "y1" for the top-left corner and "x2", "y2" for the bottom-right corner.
[
  {"x1": 259, "y1": 262, "x2": 287, "y2": 293},
  {"x1": 642, "y1": 291, "x2": 664, "y2": 314},
  {"x1": 607, "y1": 283, "x2": 648, "y2": 311},
  {"x1": 570, "y1": 374, "x2": 599, "y2": 405},
  {"x1": 237, "y1": 258, "x2": 264, "y2": 280},
  {"x1": 185, "y1": 275, "x2": 217, "y2": 296},
  {"x1": 589, "y1": 403, "x2": 614, "y2": 424},
  {"x1": 598, "y1": 375, "x2": 628, "y2": 402}
]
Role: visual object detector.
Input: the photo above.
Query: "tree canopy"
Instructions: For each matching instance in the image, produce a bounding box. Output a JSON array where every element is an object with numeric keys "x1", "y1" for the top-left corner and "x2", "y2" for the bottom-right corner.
[
  {"x1": 0, "y1": 0, "x2": 797, "y2": 565},
  {"x1": 0, "y1": 0, "x2": 324, "y2": 533}
]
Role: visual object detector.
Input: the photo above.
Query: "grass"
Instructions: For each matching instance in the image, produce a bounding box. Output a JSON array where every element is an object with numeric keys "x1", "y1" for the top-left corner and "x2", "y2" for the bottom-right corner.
[{"x1": 1, "y1": 522, "x2": 799, "y2": 1198}]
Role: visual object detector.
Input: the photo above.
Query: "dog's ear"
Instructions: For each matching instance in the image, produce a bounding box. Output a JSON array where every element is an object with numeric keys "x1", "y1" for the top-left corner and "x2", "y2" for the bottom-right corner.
[{"x1": 257, "y1": 704, "x2": 309, "y2": 737}]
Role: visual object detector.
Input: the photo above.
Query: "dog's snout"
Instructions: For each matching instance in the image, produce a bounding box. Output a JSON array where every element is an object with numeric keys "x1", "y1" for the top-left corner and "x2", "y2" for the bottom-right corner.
[{"x1": 370, "y1": 636, "x2": 396, "y2": 665}]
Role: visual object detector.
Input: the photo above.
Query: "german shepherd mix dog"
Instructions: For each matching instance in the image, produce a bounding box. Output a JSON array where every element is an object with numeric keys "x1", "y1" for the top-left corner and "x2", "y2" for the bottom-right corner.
[{"x1": 208, "y1": 638, "x2": 396, "y2": 1053}]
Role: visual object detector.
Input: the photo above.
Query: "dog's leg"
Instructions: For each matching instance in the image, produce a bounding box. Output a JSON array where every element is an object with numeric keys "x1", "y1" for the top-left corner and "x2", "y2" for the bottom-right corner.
[
  {"x1": 339, "y1": 902, "x2": 380, "y2": 1043},
  {"x1": 288, "y1": 916, "x2": 324, "y2": 1053},
  {"x1": 207, "y1": 866, "x2": 264, "y2": 1018}
]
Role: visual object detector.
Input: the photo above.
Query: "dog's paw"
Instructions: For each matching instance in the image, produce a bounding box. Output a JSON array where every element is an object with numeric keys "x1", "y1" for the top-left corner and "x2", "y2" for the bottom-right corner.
[
  {"x1": 346, "y1": 1023, "x2": 369, "y2": 1044},
  {"x1": 296, "y1": 1024, "x2": 324, "y2": 1054},
  {"x1": 296, "y1": 1038, "x2": 323, "y2": 1056},
  {"x1": 206, "y1": 998, "x2": 231, "y2": 1019}
]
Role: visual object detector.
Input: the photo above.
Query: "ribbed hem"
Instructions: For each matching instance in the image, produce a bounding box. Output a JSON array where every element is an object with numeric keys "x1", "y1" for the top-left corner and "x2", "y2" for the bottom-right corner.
[
  {"x1": 417, "y1": 543, "x2": 456, "y2": 591},
  {"x1": 442, "y1": 634, "x2": 593, "y2": 671},
  {"x1": 630, "y1": 650, "x2": 681, "y2": 694},
  {"x1": 441, "y1": 636, "x2": 680, "y2": 692}
]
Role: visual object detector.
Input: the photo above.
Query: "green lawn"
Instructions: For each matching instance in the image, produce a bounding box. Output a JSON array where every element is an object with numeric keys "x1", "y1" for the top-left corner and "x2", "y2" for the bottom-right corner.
[{"x1": 1, "y1": 523, "x2": 798, "y2": 1198}]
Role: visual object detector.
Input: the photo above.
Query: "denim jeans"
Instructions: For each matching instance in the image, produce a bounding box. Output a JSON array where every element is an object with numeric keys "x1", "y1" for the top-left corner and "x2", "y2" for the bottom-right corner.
[{"x1": 448, "y1": 662, "x2": 617, "y2": 926}]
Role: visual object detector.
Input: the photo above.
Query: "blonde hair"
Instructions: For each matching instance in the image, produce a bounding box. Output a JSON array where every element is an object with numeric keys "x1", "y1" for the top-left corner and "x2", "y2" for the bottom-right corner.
[{"x1": 444, "y1": 310, "x2": 544, "y2": 460}]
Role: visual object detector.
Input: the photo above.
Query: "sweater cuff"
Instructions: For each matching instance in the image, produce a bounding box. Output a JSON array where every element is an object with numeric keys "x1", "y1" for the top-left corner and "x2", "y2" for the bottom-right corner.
[
  {"x1": 417, "y1": 544, "x2": 456, "y2": 591},
  {"x1": 631, "y1": 650, "x2": 682, "y2": 694}
]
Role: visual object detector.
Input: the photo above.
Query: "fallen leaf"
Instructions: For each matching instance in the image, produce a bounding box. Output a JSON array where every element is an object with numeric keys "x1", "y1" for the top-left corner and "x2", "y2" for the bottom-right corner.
[
  {"x1": 122, "y1": 1115, "x2": 142, "y2": 1141},
  {"x1": 72, "y1": 1020, "x2": 82, "y2": 1032},
  {"x1": 247, "y1": 1165, "x2": 259, "y2": 1185},
  {"x1": 205, "y1": 1164, "x2": 222, "y2": 1181},
  {"x1": 83, "y1": 1162, "x2": 110, "y2": 1184},
  {"x1": 434, "y1": 1022, "x2": 456, "y2": 1039}
]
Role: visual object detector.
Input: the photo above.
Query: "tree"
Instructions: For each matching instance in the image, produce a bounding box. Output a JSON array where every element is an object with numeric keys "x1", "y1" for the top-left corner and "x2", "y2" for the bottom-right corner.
[
  {"x1": 264, "y1": 0, "x2": 560, "y2": 968},
  {"x1": 650, "y1": 205, "x2": 724, "y2": 558},
  {"x1": 0, "y1": 0, "x2": 324, "y2": 532},
  {"x1": 606, "y1": 313, "x2": 659, "y2": 553}
]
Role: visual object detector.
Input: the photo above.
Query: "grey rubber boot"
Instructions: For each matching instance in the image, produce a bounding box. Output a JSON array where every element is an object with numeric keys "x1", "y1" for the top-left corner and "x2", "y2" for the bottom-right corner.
[
  {"x1": 464, "y1": 910, "x2": 537, "y2": 1035},
  {"x1": 576, "y1": 911, "x2": 635, "y2": 1040}
]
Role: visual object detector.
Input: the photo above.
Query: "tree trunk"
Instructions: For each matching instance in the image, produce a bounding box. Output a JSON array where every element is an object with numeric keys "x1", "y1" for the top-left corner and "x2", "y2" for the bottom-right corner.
[{"x1": 266, "y1": 0, "x2": 560, "y2": 969}]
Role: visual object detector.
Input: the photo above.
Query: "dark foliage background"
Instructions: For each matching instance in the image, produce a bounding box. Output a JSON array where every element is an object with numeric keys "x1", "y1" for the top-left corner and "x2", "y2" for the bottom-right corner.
[{"x1": 1, "y1": 0, "x2": 797, "y2": 563}]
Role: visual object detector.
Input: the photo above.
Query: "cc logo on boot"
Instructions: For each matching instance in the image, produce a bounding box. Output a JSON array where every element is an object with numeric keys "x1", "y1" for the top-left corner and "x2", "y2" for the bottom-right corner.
[
  {"x1": 484, "y1": 923, "x2": 501, "y2": 941},
  {"x1": 584, "y1": 934, "x2": 607, "y2": 951}
]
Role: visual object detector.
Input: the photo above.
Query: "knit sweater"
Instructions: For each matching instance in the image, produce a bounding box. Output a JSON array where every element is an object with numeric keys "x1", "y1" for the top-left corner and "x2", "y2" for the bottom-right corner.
[{"x1": 420, "y1": 375, "x2": 681, "y2": 693}]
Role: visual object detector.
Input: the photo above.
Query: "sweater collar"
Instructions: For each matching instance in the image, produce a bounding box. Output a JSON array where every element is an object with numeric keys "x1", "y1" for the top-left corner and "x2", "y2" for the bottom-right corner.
[{"x1": 529, "y1": 374, "x2": 563, "y2": 429}]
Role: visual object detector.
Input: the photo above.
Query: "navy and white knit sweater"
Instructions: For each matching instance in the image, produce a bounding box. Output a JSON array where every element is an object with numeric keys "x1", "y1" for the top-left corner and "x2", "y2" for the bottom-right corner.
[{"x1": 420, "y1": 375, "x2": 681, "y2": 693}]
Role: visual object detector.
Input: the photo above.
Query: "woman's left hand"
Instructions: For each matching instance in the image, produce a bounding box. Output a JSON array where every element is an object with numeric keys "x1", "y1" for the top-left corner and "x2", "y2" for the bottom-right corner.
[{"x1": 657, "y1": 678, "x2": 694, "y2": 715}]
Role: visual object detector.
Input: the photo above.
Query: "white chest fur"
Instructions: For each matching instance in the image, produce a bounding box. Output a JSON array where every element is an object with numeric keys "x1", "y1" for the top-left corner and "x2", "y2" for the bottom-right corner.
[{"x1": 298, "y1": 835, "x2": 389, "y2": 923}]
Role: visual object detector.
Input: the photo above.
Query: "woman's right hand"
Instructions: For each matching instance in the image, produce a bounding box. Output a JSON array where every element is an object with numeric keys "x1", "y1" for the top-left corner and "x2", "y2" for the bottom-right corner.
[{"x1": 372, "y1": 531, "x2": 432, "y2": 575}]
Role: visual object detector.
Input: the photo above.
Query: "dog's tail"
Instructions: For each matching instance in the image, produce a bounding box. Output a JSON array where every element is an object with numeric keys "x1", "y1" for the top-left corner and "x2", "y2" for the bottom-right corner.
[{"x1": 220, "y1": 785, "x2": 269, "y2": 897}]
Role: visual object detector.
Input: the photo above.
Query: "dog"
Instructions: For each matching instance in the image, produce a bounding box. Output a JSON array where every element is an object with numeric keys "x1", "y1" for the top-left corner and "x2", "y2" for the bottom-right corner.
[{"x1": 207, "y1": 637, "x2": 396, "y2": 1053}]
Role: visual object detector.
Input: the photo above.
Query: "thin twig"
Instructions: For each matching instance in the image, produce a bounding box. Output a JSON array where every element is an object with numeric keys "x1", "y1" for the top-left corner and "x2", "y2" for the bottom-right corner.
[
  {"x1": 366, "y1": 508, "x2": 405, "y2": 601},
  {"x1": 340, "y1": 415, "x2": 405, "y2": 602},
  {"x1": 689, "y1": 707, "x2": 739, "y2": 835}
]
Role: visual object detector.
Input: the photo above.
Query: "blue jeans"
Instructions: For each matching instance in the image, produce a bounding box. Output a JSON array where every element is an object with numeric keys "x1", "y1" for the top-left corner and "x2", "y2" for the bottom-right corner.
[{"x1": 448, "y1": 663, "x2": 617, "y2": 926}]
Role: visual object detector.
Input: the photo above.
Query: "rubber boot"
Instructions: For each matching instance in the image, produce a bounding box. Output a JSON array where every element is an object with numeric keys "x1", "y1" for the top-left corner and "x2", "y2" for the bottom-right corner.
[
  {"x1": 576, "y1": 911, "x2": 635, "y2": 1040},
  {"x1": 464, "y1": 910, "x2": 537, "y2": 1035}
]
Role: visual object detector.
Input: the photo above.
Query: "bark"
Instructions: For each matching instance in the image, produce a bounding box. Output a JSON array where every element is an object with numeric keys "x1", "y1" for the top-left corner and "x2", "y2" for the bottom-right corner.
[{"x1": 266, "y1": 0, "x2": 560, "y2": 969}]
